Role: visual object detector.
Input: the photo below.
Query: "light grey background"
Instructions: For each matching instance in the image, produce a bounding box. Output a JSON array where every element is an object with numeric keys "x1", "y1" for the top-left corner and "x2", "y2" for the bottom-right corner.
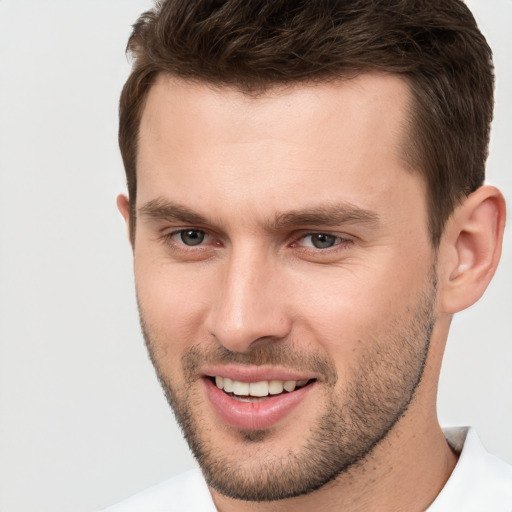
[{"x1": 0, "y1": 1, "x2": 510, "y2": 511}]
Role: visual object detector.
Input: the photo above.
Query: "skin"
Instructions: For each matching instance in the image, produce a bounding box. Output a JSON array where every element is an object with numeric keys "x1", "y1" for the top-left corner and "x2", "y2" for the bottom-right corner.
[{"x1": 118, "y1": 72, "x2": 505, "y2": 511}]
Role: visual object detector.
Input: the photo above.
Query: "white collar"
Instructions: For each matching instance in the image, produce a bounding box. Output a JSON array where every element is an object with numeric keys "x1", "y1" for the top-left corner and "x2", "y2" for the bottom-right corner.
[{"x1": 426, "y1": 427, "x2": 512, "y2": 511}]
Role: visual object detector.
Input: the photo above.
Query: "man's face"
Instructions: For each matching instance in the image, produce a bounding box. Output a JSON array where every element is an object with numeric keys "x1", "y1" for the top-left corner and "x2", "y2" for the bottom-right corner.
[{"x1": 130, "y1": 73, "x2": 439, "y2": 501}]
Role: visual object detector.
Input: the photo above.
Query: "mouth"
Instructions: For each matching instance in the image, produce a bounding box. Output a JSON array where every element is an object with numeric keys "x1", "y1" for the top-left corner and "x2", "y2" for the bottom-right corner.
[{"x1": 202, "y1": 372, "x2": 318, "y2": 430}]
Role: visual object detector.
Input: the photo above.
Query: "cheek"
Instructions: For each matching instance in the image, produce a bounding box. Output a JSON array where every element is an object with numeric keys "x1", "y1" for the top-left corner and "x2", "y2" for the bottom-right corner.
[
  {"x1": 289, "y1": 259, "x2": 428, "y2": 357},
  {"x1": 134, "y1": 258, "x2": 214, "y2": 358}
]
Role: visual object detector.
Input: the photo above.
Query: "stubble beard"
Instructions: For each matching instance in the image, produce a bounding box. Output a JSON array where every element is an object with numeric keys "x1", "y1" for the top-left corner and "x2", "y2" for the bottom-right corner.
[{"x1": 138, "y1": 271, "x2": 437, "y2": 502}]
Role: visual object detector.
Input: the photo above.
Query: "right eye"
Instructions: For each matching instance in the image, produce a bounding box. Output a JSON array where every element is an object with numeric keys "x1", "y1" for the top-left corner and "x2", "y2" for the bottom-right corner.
[{"x1": 171, "y1": 229, "x2": 208, "y2": 246}]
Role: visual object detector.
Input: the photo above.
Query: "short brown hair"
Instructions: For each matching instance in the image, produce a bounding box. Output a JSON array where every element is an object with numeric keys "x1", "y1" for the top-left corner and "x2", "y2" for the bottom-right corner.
[{"x1": 119, "y1": 0, "x2": 494, "y2": 246}]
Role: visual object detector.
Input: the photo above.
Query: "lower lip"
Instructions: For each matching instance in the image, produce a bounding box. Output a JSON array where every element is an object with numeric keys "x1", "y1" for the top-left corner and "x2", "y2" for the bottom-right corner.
[{"x1": 203, "y1": 378, "x2": 315, "y2": 431}]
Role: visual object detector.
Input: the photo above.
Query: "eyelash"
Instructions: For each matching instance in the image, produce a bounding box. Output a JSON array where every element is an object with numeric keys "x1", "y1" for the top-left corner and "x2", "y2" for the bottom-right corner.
[
  {"x1": 293, "y1": 233, "x2": 351, "y2": 250},
  {"x1": 163, "y1": 229, "x2": 214, "y2": 251}
]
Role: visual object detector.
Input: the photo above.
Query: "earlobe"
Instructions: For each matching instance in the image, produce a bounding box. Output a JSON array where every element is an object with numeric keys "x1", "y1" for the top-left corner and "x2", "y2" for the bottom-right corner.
[
  {"x1": 440, "y1": 185, "x2": 506, "y2": 314},
  {"x1": 116, "y1": 193, "x2": 132, "y2": 242}
]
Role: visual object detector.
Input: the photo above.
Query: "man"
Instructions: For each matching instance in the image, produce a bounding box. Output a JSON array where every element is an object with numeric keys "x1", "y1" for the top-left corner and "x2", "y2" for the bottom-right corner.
[{"x1": 106, "y1": 0, "x2": 511, "y2": 510}]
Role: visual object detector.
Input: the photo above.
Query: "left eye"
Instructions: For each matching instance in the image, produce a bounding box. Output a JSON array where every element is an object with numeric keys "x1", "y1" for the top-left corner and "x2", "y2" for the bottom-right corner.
[
  {"x1": 300, "y1": 233, "x2": 340, "y2": 249},
  {"x1": 173, "y1": 229, "x2": 208, "y2": 246}
]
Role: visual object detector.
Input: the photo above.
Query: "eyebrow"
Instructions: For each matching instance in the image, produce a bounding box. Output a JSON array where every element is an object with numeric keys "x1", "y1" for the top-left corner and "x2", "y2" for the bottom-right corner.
[
  {"x1": 139, "y1": 197, "x2": 380, "y2": 230},
  {"x1": 271, "y1": 205, "x2": 380, "y2": 231},
  {"x1": 139, "y1": 198, "x2": 209, "y2": 225}
]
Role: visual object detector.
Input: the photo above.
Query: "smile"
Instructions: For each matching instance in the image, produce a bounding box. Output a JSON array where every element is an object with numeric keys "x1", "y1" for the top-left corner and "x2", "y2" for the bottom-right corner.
[{"x1": 203, "y1": 373, "x2": 317, "y2": 430}]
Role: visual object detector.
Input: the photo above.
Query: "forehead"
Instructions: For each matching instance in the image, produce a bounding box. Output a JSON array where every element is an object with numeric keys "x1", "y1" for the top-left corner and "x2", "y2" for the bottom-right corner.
[
  {"x1": 136, "y1": 73, "x2": 425, "y2": 228},
  {"x1": 138, "y1": 72, "x2": 413, "y2": 161}
]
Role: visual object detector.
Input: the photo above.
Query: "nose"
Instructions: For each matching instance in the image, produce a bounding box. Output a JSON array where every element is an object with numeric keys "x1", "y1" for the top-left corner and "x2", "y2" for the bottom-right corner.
[{"x1": 206, "y1": 246, "x2": 292, "y2": 353}]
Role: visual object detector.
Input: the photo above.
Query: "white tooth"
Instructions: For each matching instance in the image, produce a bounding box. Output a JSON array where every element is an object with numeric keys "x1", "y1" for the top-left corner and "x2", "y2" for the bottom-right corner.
[
  {"x1": 249, "y1": 381, "x2": 269, "y2": 397},
  {"x1": 268, "y1": 380, "x2": 284, "y2": 395},
  {"x1": 283, "y1": 380, "x2": 297, "y2": 392},
  {"x1": 232, "y1": 380, "x2": 250, "y2": 396},
  {"x1": 223, "y1": 378, "x2": 234, "y2": 392},
  {"x1": 296, "y1": 379, "x2": 308, "y2": 387},
  {"x1": 215, "y1": 376, "x2": 224, "y2": 389}
]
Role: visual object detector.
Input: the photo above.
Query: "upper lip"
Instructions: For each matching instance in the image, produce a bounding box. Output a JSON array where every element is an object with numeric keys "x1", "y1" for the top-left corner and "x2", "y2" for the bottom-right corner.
[{"x1": 201, "y1": 364, "x2": 317, "y2": 383}]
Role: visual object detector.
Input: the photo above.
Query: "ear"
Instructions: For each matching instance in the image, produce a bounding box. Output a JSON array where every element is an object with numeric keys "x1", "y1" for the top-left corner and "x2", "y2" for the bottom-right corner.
[
  {"x1": 116, "y1": 193, "x2": 132, "y2": 245},
  {"x1": 439, "y1": 185, "x2": 506, "y2": 314}
]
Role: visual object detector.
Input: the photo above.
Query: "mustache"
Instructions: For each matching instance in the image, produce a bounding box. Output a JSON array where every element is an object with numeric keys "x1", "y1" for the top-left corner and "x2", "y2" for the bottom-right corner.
[
  {"x1": 181, "y1": 344, "x2": 338, "y2": 385},
  {"x1": 137, "y1": 300, "x2": 338, "y2": 385}
]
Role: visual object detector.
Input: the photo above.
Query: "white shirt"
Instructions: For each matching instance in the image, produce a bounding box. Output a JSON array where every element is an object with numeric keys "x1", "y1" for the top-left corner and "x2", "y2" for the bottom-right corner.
[{"x1": 102, "y1": 427, "x2": 512, "y2": 511}]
